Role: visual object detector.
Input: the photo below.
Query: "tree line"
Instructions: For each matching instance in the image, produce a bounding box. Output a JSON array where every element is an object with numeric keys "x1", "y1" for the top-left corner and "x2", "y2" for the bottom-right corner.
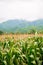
[{"x1": 0, "y1": 29, "x2": 43, "y2": 35}]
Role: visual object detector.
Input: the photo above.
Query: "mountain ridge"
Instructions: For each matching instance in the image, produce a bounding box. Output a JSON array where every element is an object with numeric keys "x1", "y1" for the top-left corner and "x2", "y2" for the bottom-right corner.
[{"x1": 0, "y1": 19, "x2": 43, "y2": 33}]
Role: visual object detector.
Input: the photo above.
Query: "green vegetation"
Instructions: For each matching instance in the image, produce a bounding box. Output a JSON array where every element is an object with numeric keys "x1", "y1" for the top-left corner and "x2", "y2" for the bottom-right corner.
[
  {"x1": 0, "y1": 36, "x2": 43, "y2": 65},
  {"x1": 0, "y1": 30, "x2": 3, "y2": 35},
  {"x1": 0, "y1": 19, "x2": 43, "y2": 34},
  {"x1": 0, "y1": 29, "x2": 43, "y2": 35}
]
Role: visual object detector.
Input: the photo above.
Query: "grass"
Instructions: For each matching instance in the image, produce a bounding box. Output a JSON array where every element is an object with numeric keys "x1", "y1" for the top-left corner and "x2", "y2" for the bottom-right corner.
[{"x1": 0, "y1": 35, "x2": 43, "y2": 65}]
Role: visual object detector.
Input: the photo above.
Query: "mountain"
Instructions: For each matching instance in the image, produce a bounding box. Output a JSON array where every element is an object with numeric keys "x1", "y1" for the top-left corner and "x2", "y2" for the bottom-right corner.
[{"x1": 0, "y1": 19, "x2": 43, "y2": 33}]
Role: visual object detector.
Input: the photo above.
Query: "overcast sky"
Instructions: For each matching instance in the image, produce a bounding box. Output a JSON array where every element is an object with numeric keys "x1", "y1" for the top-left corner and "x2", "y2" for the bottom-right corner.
[{"x1": 0, "y1": 0, "x2": 43, "y2": 23}]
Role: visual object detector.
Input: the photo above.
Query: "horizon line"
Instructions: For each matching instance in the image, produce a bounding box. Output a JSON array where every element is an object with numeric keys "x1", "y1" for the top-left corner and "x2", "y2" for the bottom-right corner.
[{"x1": 0, "y1": 18, "x2": 43, "y2": 23}]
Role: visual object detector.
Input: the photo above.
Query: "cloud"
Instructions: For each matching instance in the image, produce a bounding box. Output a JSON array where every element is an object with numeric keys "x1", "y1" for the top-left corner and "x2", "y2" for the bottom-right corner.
[
  {"x1": 0, "y1": 0, "x2": 43, "y2": 3},
  {"x1": 0, "y1": 0, "x2": 43, "y2": 23}
]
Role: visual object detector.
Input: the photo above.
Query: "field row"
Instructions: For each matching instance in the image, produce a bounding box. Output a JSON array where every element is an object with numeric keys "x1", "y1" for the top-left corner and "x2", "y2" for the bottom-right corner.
[
  {"x1": 0, "y1": 36, "x2": 43, "y2": 65},
  {"x1": 0, "y1": 34, "x2": 43, "y2": 41}
]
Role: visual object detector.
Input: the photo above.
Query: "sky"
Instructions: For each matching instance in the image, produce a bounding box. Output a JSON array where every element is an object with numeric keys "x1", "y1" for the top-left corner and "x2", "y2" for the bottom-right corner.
[{"x1": 0, "y1": 0, "x2": 43, "y2": 23}]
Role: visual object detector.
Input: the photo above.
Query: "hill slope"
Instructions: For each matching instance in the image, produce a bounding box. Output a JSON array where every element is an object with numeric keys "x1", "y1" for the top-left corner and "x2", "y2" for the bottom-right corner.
[{"x1": 0, "y1": 19, "x2": 43, "y2": 33}]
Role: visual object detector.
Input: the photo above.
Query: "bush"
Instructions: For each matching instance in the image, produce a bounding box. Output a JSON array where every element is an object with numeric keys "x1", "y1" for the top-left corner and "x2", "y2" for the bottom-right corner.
[{"x1": 0, "y1": 30, "x2": 3, "y2": 35}]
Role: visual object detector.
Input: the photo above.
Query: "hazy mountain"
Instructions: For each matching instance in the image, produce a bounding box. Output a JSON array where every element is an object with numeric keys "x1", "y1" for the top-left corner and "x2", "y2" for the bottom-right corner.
[{"x1": 0, "y1": 19, "x2": 43, "y2": 33}]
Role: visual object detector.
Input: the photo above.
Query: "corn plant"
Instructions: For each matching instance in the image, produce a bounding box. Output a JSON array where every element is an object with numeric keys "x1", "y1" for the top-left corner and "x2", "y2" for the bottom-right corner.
[{"x1": 0, "y1": 36, "x2": 43, "y2": 65}]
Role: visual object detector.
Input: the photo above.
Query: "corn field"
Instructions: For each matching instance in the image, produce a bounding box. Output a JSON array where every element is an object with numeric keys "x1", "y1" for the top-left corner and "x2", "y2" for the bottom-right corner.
[{"x1": 0, "y1": 36, "x2": 43, "y2": 65}]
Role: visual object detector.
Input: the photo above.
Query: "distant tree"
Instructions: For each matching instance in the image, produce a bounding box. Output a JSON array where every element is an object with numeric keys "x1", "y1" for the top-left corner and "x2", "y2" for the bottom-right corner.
[
  {"x1": 0, "y1": 30, "x2": 3, "y2": 35},
  {"x1": 30, "y1": 29, "x2": 36, "y2": 34},
  {"x1": 10, "y1": 32, "x2": 14, "y2": 34}
]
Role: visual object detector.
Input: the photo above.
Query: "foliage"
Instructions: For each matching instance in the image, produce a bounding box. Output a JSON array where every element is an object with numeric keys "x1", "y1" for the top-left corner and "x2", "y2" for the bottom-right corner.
[
  {"x1": 0, "y1": 30, "x2": 3, "y2": 35},
  {"x1": 29, "y1": 29, "x2": 36, "y2": 34},
  {"x1": 0, "y1": 36, "x2": 43, "y2": 65}
]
